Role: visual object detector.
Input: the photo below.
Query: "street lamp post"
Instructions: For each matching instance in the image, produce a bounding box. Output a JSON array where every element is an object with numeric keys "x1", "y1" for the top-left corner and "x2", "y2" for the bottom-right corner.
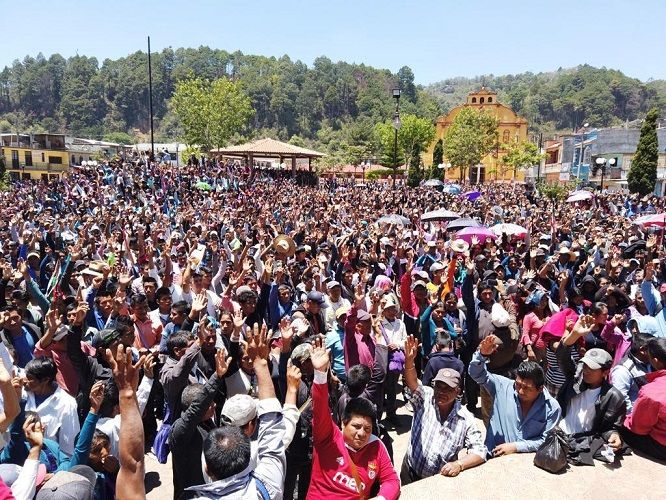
[
  {"x1": 392, "y1": 88, "x2": 401, "y2": 189},
  {"x1": 576, "y1": 123, "x2": 589, "y2": 184},
  {"x1": 438, "y1": 162, "x2": 451, "y2": 181},
  {"x1": 594, "y1": 157, "x2": 616, "y2": 191}
]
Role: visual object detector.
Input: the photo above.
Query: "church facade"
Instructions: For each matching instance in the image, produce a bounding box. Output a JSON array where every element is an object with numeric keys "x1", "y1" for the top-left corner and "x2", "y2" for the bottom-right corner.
[{"x1": 426, "y1": 88, "x2": 529, "y2": 183}]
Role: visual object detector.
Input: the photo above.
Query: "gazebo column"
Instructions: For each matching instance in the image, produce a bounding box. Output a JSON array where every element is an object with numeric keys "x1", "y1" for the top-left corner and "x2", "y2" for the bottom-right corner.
[
  {"x1": 308, "y1": 158, "x2": 312, "y2": 171},
  {"x1": 291, "y1": 157, "x2": 296, "y2": 177}
]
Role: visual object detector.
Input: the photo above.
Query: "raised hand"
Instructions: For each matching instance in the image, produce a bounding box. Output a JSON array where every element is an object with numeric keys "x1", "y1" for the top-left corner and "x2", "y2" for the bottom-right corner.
[
  {"x1": 479, "y1": 334, "x2": 498, "y2": 357},
  {"x1": 191, "y1": 293, "x2": 208, "y2": 315},
  {"x1": 105, "y1": 344, "x2": 145, "y2": 394},
  {"x1": 143, "y1": 355, "x2": 156, "y2": 379},
  {"x1": 246, "y1": 323, "x2": 270, "y2": 362},
  {"x1": 286, "y1": 360, "x2": 302, "y2": 393},
  {"x1": 310, "y1": 345, "x2": 330, "y2": 372},
  {"x1": 470, "y1": 236, "x2": 480, "y2": 247},
  {"x1": 404, "y1": 335, "x2": 420, "y2": 364},
  {"x1": 232, "y1": 309, "x2": 246, "y2": 332},
  {"x1": 215, "y1": 347, "x2": 232, "y2": 377},
  {"x1": 279, "y1": 316, "x2": 294, "y2": 343},
  {"x1": 465, "y1": 258, "x2": 475, "y2": 274},
  {"x1": 571, "y1": 314, "x2": 595, "y2": 337},
  {"x1": 89, "y1": 380, "x2": 106, "y2": 413},
  {"x1": 22, "y1": 418, "x2": 44, "y2": 449}
]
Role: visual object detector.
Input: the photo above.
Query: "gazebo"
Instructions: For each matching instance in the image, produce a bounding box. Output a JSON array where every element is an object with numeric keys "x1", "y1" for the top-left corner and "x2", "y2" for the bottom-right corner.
[{"x1": 211, "y1": 138, "x2": 325, "y2": 175}]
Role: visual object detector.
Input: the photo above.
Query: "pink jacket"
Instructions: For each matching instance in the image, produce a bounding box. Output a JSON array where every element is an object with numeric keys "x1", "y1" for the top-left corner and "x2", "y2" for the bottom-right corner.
[{"x1": 624, "y1": 370, "x2": 666, "y2": 446}]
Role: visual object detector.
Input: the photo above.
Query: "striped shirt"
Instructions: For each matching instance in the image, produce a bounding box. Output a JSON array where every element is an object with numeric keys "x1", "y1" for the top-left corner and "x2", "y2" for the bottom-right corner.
[
  {"x1": 406, "y1": 386, "x2": 487, "y2": 478},
  {"x1": 546, "y1": 344, "x2": 580, "y2": 388}
]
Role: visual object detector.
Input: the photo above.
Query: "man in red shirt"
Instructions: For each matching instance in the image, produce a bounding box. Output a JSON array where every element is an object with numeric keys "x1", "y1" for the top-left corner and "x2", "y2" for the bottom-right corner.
[{"x1": 307, "y1": 341, "x2": 399, "y2": 499}]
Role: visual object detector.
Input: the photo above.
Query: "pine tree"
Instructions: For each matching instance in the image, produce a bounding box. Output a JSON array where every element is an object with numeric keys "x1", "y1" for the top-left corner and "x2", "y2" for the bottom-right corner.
[
  {"x1": 627, "y1": 108, "x2": 659, "y2": 196},
  {"x1": 431, "y1": 138, "x2": 444, "y2": 179},
  {"x1": 407, "y1": 143, "x2": 422, "y2": 187}
]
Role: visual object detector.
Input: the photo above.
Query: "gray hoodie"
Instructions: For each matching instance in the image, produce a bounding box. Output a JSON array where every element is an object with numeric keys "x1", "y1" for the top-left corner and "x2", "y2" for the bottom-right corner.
[{"x1": 185, "y1": 398, "x2": 286, "y2": 500}]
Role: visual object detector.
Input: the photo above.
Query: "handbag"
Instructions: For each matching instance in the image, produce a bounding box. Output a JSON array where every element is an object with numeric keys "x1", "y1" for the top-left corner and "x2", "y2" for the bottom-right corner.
[
  {"x1": 388, "y1": 349, "x2": 406, "y2": 372},
  {"x1": 534, "y1": 427, "x2": 569, "y2": 474},
  {"x1": 380, "y1": 326, "x2": 405, "y2": 372}
]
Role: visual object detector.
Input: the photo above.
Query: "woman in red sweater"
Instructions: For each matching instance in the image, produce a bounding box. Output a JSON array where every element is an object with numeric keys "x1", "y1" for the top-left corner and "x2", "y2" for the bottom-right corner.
[{"x1": 307, "y1": 342, "x2": 400, "y2": 500}]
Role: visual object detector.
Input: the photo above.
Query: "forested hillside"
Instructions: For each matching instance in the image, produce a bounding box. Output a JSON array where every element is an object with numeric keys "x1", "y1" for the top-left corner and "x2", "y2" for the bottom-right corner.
[
  {"x1": 426, "y1": 65, "x2": 666, "y2": 136},
  {"x1": 0, "y1": 47, "x2": 664, "y2": 150},
  {"x1": 0, "y1": 47, "x2": 438, "y2": 146}
]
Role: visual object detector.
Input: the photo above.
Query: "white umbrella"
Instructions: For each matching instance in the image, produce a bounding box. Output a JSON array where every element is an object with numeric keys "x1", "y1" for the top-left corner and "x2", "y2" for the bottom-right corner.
[
  {"x1": 566, "y1": 190, "x2": 594, "y2": 203},
  {"x1": 491, "y1": 223, "x2": 528, "y2": 237}
]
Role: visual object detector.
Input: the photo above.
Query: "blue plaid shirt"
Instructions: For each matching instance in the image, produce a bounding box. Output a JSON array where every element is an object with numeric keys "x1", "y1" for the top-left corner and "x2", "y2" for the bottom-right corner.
[{"x1": 407, "y1": 385, "x2": 487, "y2": 478}]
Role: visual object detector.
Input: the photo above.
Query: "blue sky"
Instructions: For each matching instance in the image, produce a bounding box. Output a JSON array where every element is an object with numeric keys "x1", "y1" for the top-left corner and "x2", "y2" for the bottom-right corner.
[{"x1": 1, "y1": 0, "x2": 663, "y2": 84}]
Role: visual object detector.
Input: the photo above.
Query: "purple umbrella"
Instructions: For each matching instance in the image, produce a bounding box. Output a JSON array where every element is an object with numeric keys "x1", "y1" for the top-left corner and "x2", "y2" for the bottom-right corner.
[
  {"x1": 455, "y1": 226, "x2": 497, "y2": 244},
  {"x1": 462, "y1": 190, "x2": 482, "y2": 201}
]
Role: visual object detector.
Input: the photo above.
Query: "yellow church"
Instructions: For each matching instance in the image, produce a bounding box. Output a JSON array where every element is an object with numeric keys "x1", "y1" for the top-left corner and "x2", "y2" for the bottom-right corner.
[{"x1": 426, "y1": 88, "x2": 528, "y2": 183}]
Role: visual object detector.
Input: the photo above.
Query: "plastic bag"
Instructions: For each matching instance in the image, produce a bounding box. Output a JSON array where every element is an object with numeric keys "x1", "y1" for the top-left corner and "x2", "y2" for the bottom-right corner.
[{"x1": 534, "y1": 427, "x2": 569, "y2": 474}]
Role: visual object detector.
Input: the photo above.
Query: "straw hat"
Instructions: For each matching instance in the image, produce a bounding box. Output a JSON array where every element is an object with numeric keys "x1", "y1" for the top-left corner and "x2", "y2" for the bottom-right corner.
[
  {"x1": 272, "y1": 235, "x2": 296, "y2": 257},
  {"x1": 450, "y1": 238, "x2": 470, "y2": 254}
]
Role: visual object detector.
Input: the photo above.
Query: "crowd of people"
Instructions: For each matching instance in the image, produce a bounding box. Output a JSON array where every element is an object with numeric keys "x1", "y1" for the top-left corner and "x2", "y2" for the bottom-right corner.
[{"x1": 0, "y1": 155, "x2": 664, "y2": 500}]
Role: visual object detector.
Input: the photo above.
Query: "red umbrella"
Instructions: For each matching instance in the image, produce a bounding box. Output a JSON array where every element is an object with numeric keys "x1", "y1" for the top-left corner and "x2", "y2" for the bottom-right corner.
[{"x1": 633, "y1": 213, "x2": 666, "y2": 227}]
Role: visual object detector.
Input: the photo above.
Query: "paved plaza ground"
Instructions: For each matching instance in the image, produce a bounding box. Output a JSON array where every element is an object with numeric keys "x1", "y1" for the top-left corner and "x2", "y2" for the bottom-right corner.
[{"x1": 145, "y1": 393, "x2": 665, "y2": 500}]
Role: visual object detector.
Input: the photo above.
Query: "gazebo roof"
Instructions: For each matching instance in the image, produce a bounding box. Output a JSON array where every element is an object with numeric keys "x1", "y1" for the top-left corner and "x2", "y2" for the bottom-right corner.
[{"x1": 211, "y1": 138, "x2": 325, "y2": 158}]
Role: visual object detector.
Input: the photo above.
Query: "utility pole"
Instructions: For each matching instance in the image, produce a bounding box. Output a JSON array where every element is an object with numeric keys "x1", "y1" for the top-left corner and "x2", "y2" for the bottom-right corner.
[{"x1": 148, "y1": 36, "x2": 155, "y2": 160}]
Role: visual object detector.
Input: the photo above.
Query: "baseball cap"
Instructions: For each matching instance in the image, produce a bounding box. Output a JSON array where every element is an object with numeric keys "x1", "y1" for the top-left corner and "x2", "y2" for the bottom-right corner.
[
  {"x1": 307, "y1": 291, "x2": 329, "y2": 307},
  {"x1": 335, "y1": 305, "x2": 351, "y2": 318},
  {"x1": 91, "y1": 329, "x2": 122, "y2": 349},
  {"x1": 411, "y1": 280, "x2": 428, "y2": 291},
  {"x1": 432, "y1": 368, "x2": 461, "y2": 388},
  {"x1": 326, "y1": 280, "x2": 341, "y2": 290},
  {"x1": 430, "y1": 262, "x2": 445, "y2": 273},
  {"x1": 580, "y1": 348, "x2": 613, "y2": 370},
  {"x1": 413, "y1": 270, "x2": 429, "y2": 281},
  {"x1": 357, "y1": 309, "x2": 372, "y2": 321},
  {"x1": 220, "y1": 394, "x2": 258, "y2": 426},
  {"x1": 290, "y1": 343, "x2": 313, "y2": 364},
  {"x1": 36, "y1": 466, "x2": 96, "y2": 500}
]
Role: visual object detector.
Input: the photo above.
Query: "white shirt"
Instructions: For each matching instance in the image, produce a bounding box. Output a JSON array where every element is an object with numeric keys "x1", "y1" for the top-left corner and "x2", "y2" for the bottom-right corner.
[
  {"x1": 324, "y1": 296, "x2": 351, "y2": 333},
  {"x1": 559, "y1": 387, "x2": 602, "y2": 434},
  {"x1": 25, "y1": 386, "x2": 80, "y2": 456},
  {"x1": 96, "y1": 376, "x2": 154, "y2": 457}
]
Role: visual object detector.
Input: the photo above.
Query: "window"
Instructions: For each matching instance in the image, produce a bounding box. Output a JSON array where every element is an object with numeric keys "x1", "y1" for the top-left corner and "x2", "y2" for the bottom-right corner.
[
  {"x1": 48, "y1": 156, "x2": 63, "y2": 165},
  {"x1": 471, "y1": 97, "x2": 477, "y2": 103},
  {"x1": 488, "y1": 97, "x2": 493, "y2": 103},
  {"x1": 503, "y1": 130, "x2": 510, "y2": 143},
  {"x1": 25, "y1": 151, "x2": 32, "y2": 166},
  {"x1": 11, "y1": 150, "x2": 19, "y2": 168},
  {"x1": 480, "y1": 97, "x2": 485, "y2": 104},
  {"x1": 42, "y1": 153, "x2": 45, "y2": 162},
  {"x1": 79, "y1": 155, "x2": 84, "y2": 164}
]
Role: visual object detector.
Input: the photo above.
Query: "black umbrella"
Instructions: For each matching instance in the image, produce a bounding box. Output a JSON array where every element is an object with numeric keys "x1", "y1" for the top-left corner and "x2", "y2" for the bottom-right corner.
[{"x1": 446, "y1": 217, "x2": 482, "y2": 230}]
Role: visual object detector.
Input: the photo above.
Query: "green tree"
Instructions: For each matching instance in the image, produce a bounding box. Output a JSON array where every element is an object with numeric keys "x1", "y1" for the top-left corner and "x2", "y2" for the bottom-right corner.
[
  {"x1": 443, "y1": 107, "x2": 499, "y2": 181},
  {"x1": 407, "y1": 143, "x2": 423, "y2": 187},
  {"x1": 500, "y1": 140, "x2": 544, "y2": 179},
  {"x1": 627, "y1": 108, "x2": 660, "y2": 195},
  {"x1": 171, "y1": 76, "x2": 254, "y2": 150},
  {"x1": 374, "y1": 114, "x2": 434, "y2": 173},
  {"x1": 431, "y1": 138, "x2": 444, "y2": 179}
]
